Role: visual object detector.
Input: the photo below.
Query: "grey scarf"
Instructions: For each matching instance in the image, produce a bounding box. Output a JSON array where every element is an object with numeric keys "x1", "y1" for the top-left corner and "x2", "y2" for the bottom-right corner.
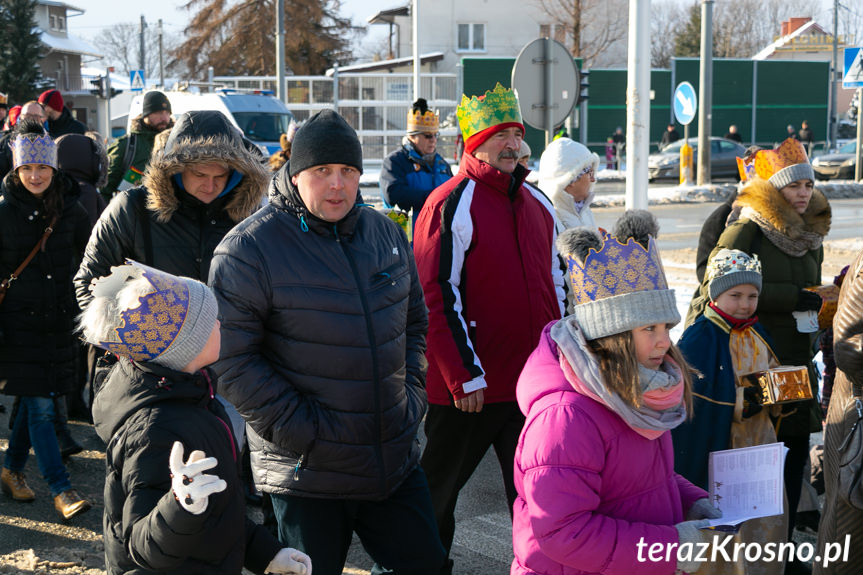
[{"x1": 550, "y1": 317, "x2": 688, "y2": 437}]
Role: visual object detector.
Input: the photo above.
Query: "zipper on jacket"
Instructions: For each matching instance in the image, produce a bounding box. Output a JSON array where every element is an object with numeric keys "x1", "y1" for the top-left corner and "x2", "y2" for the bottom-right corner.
[{"x1": 340, "y1": 238, "x2": 386, "y2": 494}]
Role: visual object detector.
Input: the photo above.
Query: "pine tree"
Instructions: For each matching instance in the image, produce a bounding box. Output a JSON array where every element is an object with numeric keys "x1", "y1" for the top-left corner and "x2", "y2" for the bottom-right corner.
[
  {"x1": 674, "y1": 1, "x2": 702, "y2": 58},
  {"x1": 173, "y1": 0, "x2": 359, "y2": 78},
  {"x1": 0, "y1": 0, "x2": 46, "y2": 103}
]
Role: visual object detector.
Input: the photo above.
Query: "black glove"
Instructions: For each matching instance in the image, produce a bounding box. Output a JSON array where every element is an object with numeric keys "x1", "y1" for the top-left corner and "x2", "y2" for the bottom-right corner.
[
  {"x1": 742, "y1": 385, "x2": 763, "y2": 418},
  {"x1": 794, "y1": 290, "x2": 822, "y2": 312}
]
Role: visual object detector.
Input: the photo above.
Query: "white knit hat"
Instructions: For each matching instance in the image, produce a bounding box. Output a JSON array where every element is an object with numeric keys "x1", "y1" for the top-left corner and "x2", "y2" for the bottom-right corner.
[{"x1": 538, "y1": 138, "x2": 599, "y2": 199}]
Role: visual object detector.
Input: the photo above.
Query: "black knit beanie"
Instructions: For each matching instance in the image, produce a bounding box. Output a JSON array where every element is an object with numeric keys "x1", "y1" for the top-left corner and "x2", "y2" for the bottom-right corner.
[
  {"x1": 142, "y1": 91, "x2": 172, "y2": 117},
  {"x1": 289, "y1": 109, "x2": 363, "y2": 176}
]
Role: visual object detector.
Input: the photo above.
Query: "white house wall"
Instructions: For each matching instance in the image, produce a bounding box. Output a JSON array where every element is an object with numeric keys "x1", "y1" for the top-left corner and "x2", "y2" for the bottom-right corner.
[{"x1": 395, "y1": 0, "x2": 547, "y2": 74}]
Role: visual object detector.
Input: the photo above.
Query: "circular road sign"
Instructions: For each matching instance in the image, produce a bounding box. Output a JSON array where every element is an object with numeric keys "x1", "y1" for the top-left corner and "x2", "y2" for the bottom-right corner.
[
  {"x1": 673, "y1": 81, "x2": 698, "y2": 126},
  {"x1": 511, "y1": 38, "x2": 579, "y2": 131}
]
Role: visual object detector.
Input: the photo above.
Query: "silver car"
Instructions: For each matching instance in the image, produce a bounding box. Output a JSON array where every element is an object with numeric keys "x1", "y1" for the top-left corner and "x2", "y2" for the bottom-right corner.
[
  {"x1": 812, "y1": 141, "x2": 857, "y2": 180},
  {"x1": 648, "y1": 137, "x2": 746, "y2": 181}
]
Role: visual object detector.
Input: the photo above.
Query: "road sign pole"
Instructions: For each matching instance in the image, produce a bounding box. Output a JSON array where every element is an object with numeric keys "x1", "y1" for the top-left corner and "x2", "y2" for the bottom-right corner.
[
  {"x1": 697, "y1": 0, "x2": 714, "y2": 185},
  {"x1": 544, "y1": 38, "x2": 555, "y2": 147},
  {"x1": 680, "y1": 124, "x2": 693, "y2": 185},
  {"x1": 856, "y1": 88, "x2": 862, "y2": 181}
]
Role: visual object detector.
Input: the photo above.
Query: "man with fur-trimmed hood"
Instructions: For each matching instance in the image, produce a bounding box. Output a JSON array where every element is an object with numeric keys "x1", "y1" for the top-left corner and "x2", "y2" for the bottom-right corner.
[
  {"x1": 74, "y1": 110, "x2": 269, "y2": 310},
  {"x1": 102, "y1": 90, "x2": 174, "y2": 200}
]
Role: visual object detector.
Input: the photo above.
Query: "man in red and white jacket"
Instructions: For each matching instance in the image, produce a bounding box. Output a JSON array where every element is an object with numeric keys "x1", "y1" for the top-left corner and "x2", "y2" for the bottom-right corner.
[{"x1": 413, "y1": 83, "x2": 566, "y2": 573}]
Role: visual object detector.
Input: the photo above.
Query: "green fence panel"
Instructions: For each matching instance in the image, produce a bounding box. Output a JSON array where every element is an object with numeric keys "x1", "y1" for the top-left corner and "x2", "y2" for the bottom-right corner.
[
  {"x1": 754, "y1": 60, "x2": 829, "y2": 145},
  {"x1": 460, "y1": 56, "x2": 829, "y2": 160}
]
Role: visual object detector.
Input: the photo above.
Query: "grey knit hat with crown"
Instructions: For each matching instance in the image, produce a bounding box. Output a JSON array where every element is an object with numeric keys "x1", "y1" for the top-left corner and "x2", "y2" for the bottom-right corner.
[
  {"x1": 707, "y1": 249, "x2": 762, "y2": 301},
  {"x1": 81, "y1": 261, "x2": 218, "y2": 372}
]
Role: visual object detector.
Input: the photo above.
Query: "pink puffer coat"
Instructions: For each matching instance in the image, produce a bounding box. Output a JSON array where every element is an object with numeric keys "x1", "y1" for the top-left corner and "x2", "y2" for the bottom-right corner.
[{"x1": 512, "y1": 323, "x2": 707, "y2": 574}]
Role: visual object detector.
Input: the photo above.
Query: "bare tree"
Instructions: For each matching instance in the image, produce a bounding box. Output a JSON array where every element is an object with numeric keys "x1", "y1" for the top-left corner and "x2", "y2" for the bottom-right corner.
[
  {"x1": 532, "y1": 0, "x2": 629, "y2": 67},
  {"x1": 91, "y1": 23, "x2": 184, "y2": 80},
  {"x1": 651, "y1": 0, "x2": 683, "y2": 68}
]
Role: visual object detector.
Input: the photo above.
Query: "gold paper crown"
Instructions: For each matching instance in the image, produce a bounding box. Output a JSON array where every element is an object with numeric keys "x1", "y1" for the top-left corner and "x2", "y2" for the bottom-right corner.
[
  {"x1": 753, "y1": 138, "x2": 809, "y2": 181},
  {"x1": 567, "y1": 234, "x2": 668, "y2": 306},
  {"x1": 0, "y1": 92, "x2": 7, "y2": 105},
  {"x1": 736, "y1": 156, "x2": 756, "y2": 182},
  {"x1": 408, "y1": 108, "x2": 439, "y2": 133},
  {"x1": 456, "y1": 83, "x2": 522, "y2": 142}
]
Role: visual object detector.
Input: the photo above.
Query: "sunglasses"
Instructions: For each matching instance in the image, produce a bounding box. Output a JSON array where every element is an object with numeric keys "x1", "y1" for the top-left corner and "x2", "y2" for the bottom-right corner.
[{"x1": 420, "y1": 132, "x2": 440, "y2": 140}]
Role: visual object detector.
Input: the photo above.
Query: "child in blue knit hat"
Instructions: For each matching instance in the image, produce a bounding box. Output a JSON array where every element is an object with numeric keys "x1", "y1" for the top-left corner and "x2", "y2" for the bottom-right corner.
[{"x1": 672, "y1": 248, "x2": 789, "y2": 574}]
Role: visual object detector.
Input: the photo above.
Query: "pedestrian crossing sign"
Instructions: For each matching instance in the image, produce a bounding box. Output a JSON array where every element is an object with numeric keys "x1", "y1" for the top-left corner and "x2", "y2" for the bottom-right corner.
[
  {"x1": 844, "y1": 47, "x2": 863, "y2": 89},
  {"x1": 130, "y1": 70, "x2": 145, "y2": 92}
]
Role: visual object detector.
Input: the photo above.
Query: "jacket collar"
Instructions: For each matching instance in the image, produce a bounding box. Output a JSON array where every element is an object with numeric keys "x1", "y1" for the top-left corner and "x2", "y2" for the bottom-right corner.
[
  {"x1": 458, "y1": 152, "x2": 528, "y2": 198},
  {"x1": 92, "y1": 357, "x2": 213, "y2": 444},
  {"x1": 270, "y1": 165, "x2": 362, "y2": 239}
]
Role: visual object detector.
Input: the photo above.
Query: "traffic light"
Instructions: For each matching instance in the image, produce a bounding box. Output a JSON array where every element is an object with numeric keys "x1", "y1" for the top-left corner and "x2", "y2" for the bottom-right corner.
[
  {"x1": 577, "y1": 70, "x2": 589, "y2": 106},
  {"x1": 109, "y1": 86, "x2": 123, "y2": 98},
  {"x1": 89, "y1": 76, "x2": 104, "y2": 98}
]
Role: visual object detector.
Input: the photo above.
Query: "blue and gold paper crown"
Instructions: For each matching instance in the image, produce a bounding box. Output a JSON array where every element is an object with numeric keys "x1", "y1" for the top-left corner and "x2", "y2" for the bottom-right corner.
[
  {"x1": 567, "y1": 234, "x2": 668, "y2": 306},
  {"x1": 88, "y1": 260, "x2": 218, "y2": 372},
  {"x1": 561, "y1": 231, "x2": 680, "y2": 340},
  {"x1": 96, "y1": 264, "x2": 191, "y2": 362},
  {"x1": 11, "y1": 133, "x2": 57, "y2": 170},
  {"x1": 456, "y1": 83, "x2": 522, "y2": 143}
]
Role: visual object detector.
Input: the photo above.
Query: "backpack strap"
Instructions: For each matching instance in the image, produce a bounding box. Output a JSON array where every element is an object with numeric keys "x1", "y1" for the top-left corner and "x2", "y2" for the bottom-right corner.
[{"x1": 120, "y1": 133, "x2": 138, "y2": 179}]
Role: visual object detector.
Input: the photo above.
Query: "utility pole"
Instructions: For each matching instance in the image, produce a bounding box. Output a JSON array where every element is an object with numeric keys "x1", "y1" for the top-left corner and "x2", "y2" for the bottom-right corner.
[
  {"x1": 276, "y1": 0, "x2": 286, "y2": 101},
  {"x1": 412, "y1": 0, "x2": 420, "y2": 100},
  {"x1": 697, "y1": 0, "x2": 713, "y2": 185},
  {"x1": 158, "y1": 19, "x2": 164, "y2": 89},
  {"x1": 624, "y1": 0, "x2": 651, "y2": 209},
  {"x1": 139, "y1": 16, "x2": 147, "y2": 78},
  {"x1": 830, "y1": 0, "x2": 838, "y2": 152}
]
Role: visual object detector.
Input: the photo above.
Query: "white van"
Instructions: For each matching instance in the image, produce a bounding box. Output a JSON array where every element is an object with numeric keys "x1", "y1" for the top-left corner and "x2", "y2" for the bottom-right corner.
[{"x1": 127, "y1": 89, "x2": 295, "y2": 156}]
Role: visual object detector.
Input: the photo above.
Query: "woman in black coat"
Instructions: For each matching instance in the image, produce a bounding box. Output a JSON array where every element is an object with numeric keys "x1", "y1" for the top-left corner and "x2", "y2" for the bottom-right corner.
[{"x1": 0, "y1": 120, "x2": 92, "y2": 519}]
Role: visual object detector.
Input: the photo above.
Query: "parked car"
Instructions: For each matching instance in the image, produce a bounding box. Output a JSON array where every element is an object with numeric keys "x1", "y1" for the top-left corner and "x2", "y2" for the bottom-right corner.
[
  {"x1": 647, "y1": 137, "x2": 746, "y2": 181},
  {"x1": 812, "y1": 141, "x2": 857, "y2": 180}
]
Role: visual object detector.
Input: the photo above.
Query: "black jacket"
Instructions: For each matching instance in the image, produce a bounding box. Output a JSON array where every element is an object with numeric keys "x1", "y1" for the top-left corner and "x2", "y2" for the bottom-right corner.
[
  {"x1": 74, "y1": 110, "x2": 269, "y2": 309},
  {"x1": 92, "y1": 358, "x2": 281, "y2": 575},
  {"x1": 209, "y1": 166, "x2": 428, "y2": 500},
  {"x1": 0, "y1": 172, "x2": 90, "y2": 396},
  {"x1": 47, "y1": 106, "x2": 87, "y2": 138}
]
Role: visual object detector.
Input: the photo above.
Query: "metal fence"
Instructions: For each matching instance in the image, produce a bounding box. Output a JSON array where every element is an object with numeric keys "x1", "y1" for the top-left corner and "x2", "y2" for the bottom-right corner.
[{"x1": 214, "y1": 73, "x2": 461, "y2": 165}]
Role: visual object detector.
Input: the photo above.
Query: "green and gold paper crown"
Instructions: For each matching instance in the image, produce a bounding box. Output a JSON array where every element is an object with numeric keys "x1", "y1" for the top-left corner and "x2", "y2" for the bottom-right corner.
[{"x1": 456, "y1": 83, "x2": 522, "y2": 142}]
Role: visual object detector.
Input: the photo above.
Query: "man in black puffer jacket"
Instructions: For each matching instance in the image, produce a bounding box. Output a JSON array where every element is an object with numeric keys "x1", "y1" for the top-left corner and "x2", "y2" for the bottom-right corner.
[
  {"x1": 74, "y1": 109, "x2": 268, "y2": 308},
  {"x1": 209, "y1": 109, "x2": 446, "y2": 575}
]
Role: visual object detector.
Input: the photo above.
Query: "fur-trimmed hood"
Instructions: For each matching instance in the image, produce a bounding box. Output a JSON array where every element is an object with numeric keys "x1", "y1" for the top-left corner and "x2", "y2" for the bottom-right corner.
[
  {"x1": 141, "y1": 110, "x2": 268, "y2": 223},
  {"x1": 732, "y1": 178, "x2": 831, "y2": 240}
]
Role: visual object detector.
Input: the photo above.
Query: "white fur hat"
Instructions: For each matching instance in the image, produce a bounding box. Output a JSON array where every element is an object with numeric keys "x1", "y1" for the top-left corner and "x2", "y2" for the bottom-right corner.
[{"x1": 538, "y1": 138, "x2": 599, "y2": 198}]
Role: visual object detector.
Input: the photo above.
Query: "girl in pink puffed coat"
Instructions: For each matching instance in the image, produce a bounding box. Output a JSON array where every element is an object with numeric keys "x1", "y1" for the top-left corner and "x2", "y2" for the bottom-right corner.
[{"x1": 512, "y1": 217, "x2": 722, "y2": 575}]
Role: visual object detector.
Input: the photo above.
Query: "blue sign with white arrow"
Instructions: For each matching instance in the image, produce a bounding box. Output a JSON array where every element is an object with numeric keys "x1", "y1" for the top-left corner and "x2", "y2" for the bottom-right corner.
[{"x1": 673, "y1": 81, "x2": 697, "y2": 125}]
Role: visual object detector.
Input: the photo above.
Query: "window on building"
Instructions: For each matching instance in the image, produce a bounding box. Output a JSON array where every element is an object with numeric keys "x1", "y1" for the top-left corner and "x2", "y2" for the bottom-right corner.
[
  {"x1": 457, "y1": 23, "x2": 486, "y2": 52},
  {"x1": 49, "y1": 13, "x2": 66, "y2": 31}
]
